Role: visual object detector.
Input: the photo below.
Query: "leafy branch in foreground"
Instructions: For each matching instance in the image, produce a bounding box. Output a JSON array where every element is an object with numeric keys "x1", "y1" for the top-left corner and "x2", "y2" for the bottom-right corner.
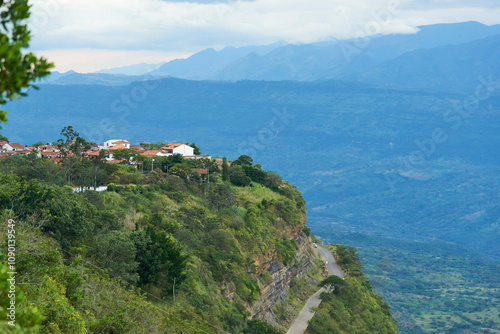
[{"x1": 0, "y1": 0, "x2": 53, "y2": 124}]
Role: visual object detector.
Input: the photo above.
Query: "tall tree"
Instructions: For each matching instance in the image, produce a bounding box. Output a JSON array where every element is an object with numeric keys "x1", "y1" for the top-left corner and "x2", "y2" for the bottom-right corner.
[
  {"x1": 0, "y1": 0, "x2": 53, "y2": 124},
  {"x1": 56, "y1": 126, "x2": 90, "y2": 185},
  {"x1": 222, "y1": 158, "x2": 229, "y2": 181}
]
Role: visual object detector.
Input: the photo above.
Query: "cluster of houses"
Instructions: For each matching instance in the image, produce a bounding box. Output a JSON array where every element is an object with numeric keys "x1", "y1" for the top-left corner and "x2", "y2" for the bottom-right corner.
[{"x1": 0, "y1": 139, "x2": 211, "y2": 165}]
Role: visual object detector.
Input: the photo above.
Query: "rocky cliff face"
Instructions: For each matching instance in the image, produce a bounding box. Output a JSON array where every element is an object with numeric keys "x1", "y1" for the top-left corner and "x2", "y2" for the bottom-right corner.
[{"x1": 251, "y1": 221, "x2": 322, "y2": 328}]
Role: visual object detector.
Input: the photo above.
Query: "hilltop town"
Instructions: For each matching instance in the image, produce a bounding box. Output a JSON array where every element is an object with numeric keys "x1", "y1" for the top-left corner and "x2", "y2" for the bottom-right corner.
[{"x1": 0, "y1": 138, "x2": 211, "y2": 164}]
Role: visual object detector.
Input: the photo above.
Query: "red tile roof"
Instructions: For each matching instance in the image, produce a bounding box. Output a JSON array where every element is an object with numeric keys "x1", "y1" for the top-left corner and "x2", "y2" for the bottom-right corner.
[
  {"x1": 40, "y1": 145, "x2": 59, "y2": 152},
  {"x1": 109, "y1": 144, "x2": 128, "y2": 150},
  {"x1": 130, "y1": 145, "x2": 145, "y2": 151},
  {"x1": 112, "y1": 140, "x2": 130, "y2": 144},
  {"x1": 161, "y1": 143, "x2": 183, "y2": 150},
  {"x1": 9, "y1": 143, "x2": 25, "y2": 149},
  {"x1": 143, "y1": 150, "x2": 162, "y2": 158},
  {"x1": 85, "y1": 150, "x2": 101, "y2": 156}
]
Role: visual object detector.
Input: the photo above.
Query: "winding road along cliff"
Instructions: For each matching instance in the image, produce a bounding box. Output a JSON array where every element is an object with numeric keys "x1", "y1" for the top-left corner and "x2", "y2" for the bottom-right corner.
[{"x1": 286, "y1": 245, "x2": 343, "y2": 334}]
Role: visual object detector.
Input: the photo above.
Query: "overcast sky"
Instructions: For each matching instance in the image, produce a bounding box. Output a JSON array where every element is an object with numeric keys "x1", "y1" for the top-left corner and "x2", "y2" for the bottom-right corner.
[{"x1": 29, "y1": 0, "x2": 500, "y2": 72}]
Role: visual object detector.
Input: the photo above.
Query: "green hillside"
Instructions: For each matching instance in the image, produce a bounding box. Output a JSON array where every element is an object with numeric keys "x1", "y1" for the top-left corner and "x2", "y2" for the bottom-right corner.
[{"x1": 0, "y1": 139, "x2": 398, "y2": 333}]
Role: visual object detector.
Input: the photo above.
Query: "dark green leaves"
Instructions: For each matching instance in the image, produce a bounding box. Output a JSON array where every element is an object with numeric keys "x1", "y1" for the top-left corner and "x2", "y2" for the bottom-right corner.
[{"x1": 0, "y1": 0, "x2": 54, "y2": 123}]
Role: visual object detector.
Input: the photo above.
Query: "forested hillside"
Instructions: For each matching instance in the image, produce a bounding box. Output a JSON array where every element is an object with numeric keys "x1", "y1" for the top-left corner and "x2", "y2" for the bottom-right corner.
[
  {"x1": 0, "y1": 135, "x2": 399, "y2": 333},
  {"x1": 0, "y1": 142, "x2": 315, "y2": 333}
]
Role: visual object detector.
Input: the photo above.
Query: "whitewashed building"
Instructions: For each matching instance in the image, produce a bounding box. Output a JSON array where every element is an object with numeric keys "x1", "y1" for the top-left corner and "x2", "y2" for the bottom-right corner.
[
  {"x1": 104, "y1": 139, "x2": 131, "y2": 149},
  {"x1": 161, "y1": 143, "x2": 194, "y2": 156}
]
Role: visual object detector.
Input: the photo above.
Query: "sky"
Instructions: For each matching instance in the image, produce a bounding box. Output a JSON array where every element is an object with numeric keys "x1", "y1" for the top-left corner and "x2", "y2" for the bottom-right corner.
[{"x1": 28, "y1": 0, "x2": 500, "y2": 73}]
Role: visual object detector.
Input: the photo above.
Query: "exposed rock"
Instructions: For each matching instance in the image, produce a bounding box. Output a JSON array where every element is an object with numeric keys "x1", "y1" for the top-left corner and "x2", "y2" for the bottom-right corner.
[{"x1": 251, "y1": 228, "x2": 319, "y2": 328}]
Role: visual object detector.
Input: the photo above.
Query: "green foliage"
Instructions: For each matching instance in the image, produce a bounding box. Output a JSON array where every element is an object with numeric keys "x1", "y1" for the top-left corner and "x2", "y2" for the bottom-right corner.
[
  {"x1": 109, "y1": 168, "x2": 143, "y2": 184},
  {"x1": 0, "y1": 0, "x2": 53, "y2": 124},
  {"x1": 309, "y1": 275, "x2": 398, "y2": 334},
  {"x1": 222, "y1": 158, "x2": 230, "y2": 181},
  {"x1": 189, "y1": 142, "x2": 201, "y2": 155},
  {"x1": 41, "y1": 187, "x2": 97, "y2": 250},
  {"x1": 244, "y1": 319, "x2": 281, "y2": 334},
  {"x1": 138, "y1": 142, "x2": 166, "y2": 150},
  {"x1": 263, "y1": 171, "x2": 282, "y2": 191},
  {"x1": 275, "y1": 239, "x2": 298, "y2": 266},
  {"x1": 133, "y1": 226, "x2": 188, "y2": 295},
  {"x1": 92, "y1": 231, "x2": 139, "y2": 284},
  {"x1": 308, "y1": 246, "x2": 398, "y2": 334},
  {"x1": 319, "y1": 275, "x2": 346, "y2": 294},
  {"x1": 0, "y1": 262, "x2": 43, "y2": 333},
  {"x1": 230, "y1": 166, "x2": 251, "y2": 187},
  {"x1": 231, "y1": 155, "x2": 253, "y2": 166},
  {"x1": 259, "y1": 270, "x2": 271, "y2": 285},
  {"x1": 243, "y1": 165, "x2": 267, "y2": 184},
  {"x1": 111, "y1": 148, "x2": 139, "y2": 161},
  {"x1": 335, "y1": 244, "x2": 364, "y2": 277},
  {"x1": 36, "y1": 276, "x2": 87, "y2": 333},
  {"x1": 275, "y1": 198, "x2": 301, "y2": 224},
  {"x1": 208, "y1": 182, "x2": 236, "y2": 210}
]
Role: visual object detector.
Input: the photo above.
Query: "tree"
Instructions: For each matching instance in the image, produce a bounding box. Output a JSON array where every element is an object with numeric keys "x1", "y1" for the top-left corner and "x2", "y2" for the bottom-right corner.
[
  {"x1": 132, "y1": 227, "x2": 188, "y2": 297},
  {"x1": 0, "y1": 0, "x2": 53, "y2": 124},
  {"x1": 93, "y1": 231, "x2": 139, "y2": 284},
  {"x1": 159, "y1": 153, "x2": 184, "y2": 173},
  {"x1": 31, "y1": 141, "x2": 44, "y2": 147},
  {"x1": 230, "y1": 165, "x2": 251, "y2": 187},
  {"x1": 231, "y1": 155, "x2": 253, "y2": 166},
  {"x1": 243, "y1": 165, "x2": 266, "y2": 184},
  {"x1": 112, "y1": 148, "x2": 138, "y2": 161},
  {"x1": 139, "y1": 142, "x2": 166, "y2": 150},
  {"x1": 189, "y1": 142, "x2": 201, "y2": 155},
  {"x1": 264, "y1": 171, "x2": 282, "y2": 191},
  {"x1": 208, "y1": 183, "x2": 236, "y2": 211},
  {"x1": 319, "y1": 275, "x2": 346, "y2": 295},
  {"x1": 222, "y1": 158, "x2": 230, "y2": 181},
  {"x1": 55, "y1": 126, "x2": 90, "y2": 185}
]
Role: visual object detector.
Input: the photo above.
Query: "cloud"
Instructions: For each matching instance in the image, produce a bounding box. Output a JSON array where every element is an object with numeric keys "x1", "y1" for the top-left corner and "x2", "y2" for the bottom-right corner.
[{"x1": 27, "y1": 0, "x2": 500, "y2": 72}]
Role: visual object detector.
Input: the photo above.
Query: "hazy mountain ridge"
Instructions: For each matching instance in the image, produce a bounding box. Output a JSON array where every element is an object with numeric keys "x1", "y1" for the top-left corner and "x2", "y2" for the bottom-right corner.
[
  {"x1": 355, "y1": 33, "x2": 500, "y2": 91},
  {"x1": 44, "y1": 21, "x2": 500, "y2": 92}
]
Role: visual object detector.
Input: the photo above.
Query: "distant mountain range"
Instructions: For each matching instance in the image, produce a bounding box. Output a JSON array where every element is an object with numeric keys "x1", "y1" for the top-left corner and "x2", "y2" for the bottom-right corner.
[
  {"x1": 355, "y1": 33, "x2": 500, "y2": 91},
  {"x1": 96, "y1": 62, "x2": 166, "y2": 76},
  {"x1": 44, "y1": 21, "x2": 500, "y2": 92}
]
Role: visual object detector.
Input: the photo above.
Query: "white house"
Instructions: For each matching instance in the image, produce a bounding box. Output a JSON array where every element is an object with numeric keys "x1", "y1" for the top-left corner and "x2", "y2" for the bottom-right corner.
[
  {"x1": 3, "y1": 143, "x2": 25, "y2": 152},
  {"x1": 104, "y1": 139, "x2": 130, "y2": 149},
  {"x1": 161, "y1": 143, "x2": 194, "y2": 156}
]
